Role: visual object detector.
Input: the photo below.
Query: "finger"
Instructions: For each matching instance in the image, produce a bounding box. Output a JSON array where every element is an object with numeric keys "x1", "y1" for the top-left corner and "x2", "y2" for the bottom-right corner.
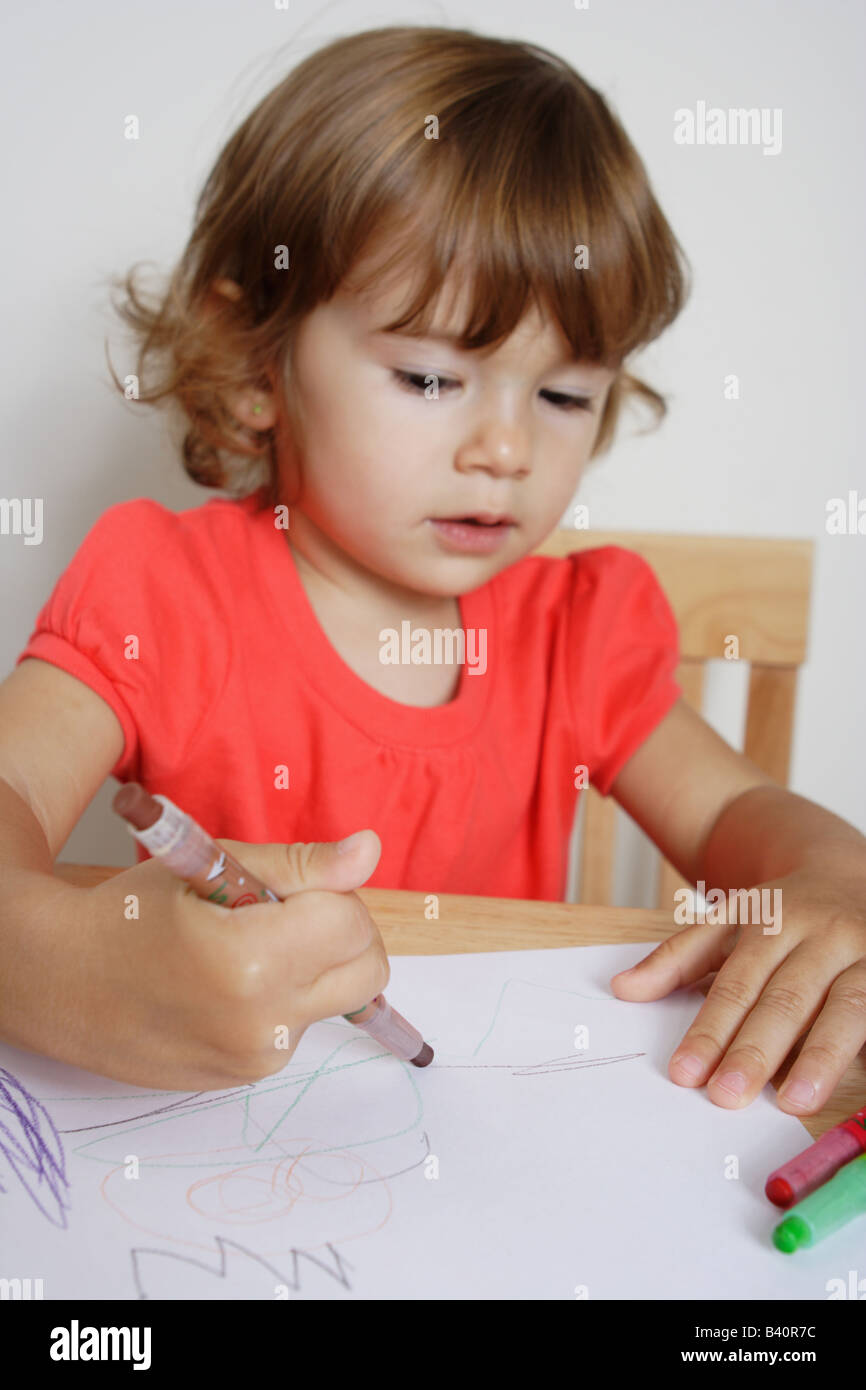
[
  {"x1": 187, "y1": 878, "x2": 382, "y2": 994},
  {"x1": 217, "y1": 831, "x2": 382, "y2": 897},
  {"x1": 610, "y1": 918, "x2": 739, "y2": 1000},
  {"x1": 699, "y1": 951, "x2": 834, "y2": 1107},
  {"x1": 301, "y1": 932, "x2": 391, "y2": 1028},
  {"x1": 775, "y1": 958, "x2": 866, "y2": 1115},
  {"x1": 665, "y1": 934, "x2": 791, "y2": 1091},
  {"x1": 251, "y1": 887, "x2": 381, "y2": 989}
]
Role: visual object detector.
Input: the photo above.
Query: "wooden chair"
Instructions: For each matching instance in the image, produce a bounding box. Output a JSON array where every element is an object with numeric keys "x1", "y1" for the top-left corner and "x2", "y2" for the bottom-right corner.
[{"x1": 532, "y1": 530, "x2": 815, "y2": 909}]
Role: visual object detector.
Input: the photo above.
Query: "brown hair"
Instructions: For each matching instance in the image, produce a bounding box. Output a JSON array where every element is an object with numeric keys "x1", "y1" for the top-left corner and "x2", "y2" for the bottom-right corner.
[{"x1": 106, "y1": 25, "x2": 691, "y2": 509}]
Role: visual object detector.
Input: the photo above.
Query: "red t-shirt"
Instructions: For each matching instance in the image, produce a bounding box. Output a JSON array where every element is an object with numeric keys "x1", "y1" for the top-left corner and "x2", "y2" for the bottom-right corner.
[{"x1": 16, "y1": 490, "x2": 682, "y2": 901}]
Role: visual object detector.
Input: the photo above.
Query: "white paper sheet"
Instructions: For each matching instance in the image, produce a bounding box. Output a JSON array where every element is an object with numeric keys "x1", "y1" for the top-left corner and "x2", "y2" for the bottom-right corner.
[{"x1": 1, "y1": 943, "x2": 859, "y2": 1300}]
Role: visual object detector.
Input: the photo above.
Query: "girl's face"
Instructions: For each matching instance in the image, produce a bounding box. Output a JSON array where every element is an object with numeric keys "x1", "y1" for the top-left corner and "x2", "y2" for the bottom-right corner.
[{"x1": 275, "y1": 265, "x2": 617, "y2": 600}]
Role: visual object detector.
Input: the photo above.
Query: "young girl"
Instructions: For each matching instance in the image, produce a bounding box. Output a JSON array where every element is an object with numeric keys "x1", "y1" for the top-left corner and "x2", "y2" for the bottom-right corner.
[{"x1": 1, "y1": 27, "x2": 864, "y2": 1113}]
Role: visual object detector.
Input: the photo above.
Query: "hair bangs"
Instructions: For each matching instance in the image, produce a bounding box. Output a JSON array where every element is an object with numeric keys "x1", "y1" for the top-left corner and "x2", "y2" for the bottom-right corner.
[
  {"x1": 106, "y1": 25, "x2": 690, "y2": 495},
  {"x1": 334, "y1": 62, "x2": 684, "y2": 372}
]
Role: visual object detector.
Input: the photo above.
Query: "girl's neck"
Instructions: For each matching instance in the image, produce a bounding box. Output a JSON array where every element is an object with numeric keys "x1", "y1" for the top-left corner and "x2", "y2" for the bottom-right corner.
[
  {"x1": 283, "y1": 527, "x2": 464, "y2": 709},
  {"x1": 285, "y1": 516, "x2": 459, "y2": 632}
]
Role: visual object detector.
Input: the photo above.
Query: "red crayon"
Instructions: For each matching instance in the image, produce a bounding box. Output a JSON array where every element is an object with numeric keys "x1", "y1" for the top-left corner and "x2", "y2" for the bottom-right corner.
[
  {"x1": 112, "y1": 783, "x2": 433, "y2": 1068},
  {"x1": 765, "y1": 1104, "x2": 866, "y2": 1208}
]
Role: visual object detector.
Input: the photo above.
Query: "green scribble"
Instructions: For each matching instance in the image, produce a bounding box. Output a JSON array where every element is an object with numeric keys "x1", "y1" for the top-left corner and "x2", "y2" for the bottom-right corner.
[
  {"x1": 70, "y1": 1033, "x2": 423, "y2": 1170},
  {"x1": 54, "y1": 975, "x2": 617, "y2": 1173},
  {"x1": 471, "y1": 977, "x2": 615, "y2": 1056}
]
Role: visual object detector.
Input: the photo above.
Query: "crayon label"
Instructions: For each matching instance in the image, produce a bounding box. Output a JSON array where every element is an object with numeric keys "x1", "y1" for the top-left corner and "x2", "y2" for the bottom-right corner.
[{"x1": 841, "y1": 1115, "x2": 866, "y2": 1150}]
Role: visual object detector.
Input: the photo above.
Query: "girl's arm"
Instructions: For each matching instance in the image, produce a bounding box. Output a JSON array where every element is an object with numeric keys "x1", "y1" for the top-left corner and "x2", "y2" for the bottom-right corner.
[{"x1": 606, "y1": 697, "x2": 866, "y2": 1114}]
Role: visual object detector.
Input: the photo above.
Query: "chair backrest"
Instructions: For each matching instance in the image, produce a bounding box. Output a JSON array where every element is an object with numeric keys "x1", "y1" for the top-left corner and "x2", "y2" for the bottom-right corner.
[{"x1": 531, "y1": 530, "x2": 815, "y2": 908}]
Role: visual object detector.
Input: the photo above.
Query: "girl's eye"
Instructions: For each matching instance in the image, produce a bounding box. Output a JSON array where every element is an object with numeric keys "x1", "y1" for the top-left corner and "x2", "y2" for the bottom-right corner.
[
  {"x1": 391, "y1": 370, "x2": 593, "y2": 412},
  {"x1": 540, "y1": 390, "x2": 593, "y2": 412},
  {"x1": 392, "y1": 369, "x2": 458, "y2": 394}
]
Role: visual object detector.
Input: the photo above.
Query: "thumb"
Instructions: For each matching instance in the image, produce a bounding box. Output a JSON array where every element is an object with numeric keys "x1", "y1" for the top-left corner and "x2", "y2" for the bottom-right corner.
[
  {"x1": 610, "y1": 918, "x2": 740, "y2": 999},
  {"x1": 216, "y1": 830, "x2": 382, "y2": 899}
]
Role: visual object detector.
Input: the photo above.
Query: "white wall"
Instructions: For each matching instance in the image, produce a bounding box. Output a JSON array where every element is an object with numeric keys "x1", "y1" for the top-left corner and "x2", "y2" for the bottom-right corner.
[{"x1": 1, "y1": 0, "x2": 863, "y2": 892}]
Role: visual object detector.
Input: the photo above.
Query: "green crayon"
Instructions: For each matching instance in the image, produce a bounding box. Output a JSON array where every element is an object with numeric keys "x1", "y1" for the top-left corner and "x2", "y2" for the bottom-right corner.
[{"x1": 773, "y1": 1152, "x2": 866, "y2": 1253}]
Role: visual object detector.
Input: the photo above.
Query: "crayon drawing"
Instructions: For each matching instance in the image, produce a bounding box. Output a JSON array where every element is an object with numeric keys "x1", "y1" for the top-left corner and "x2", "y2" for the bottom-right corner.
[{"x1": 0, "y1": 947, "x2": 841, "y2": 1299}]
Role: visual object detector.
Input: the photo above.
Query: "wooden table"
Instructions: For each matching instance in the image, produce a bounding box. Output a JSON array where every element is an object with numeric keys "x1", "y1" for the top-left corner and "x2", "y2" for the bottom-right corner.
[{"x1": 56, "y1": 863, "x2": 866, "y2": 1141}]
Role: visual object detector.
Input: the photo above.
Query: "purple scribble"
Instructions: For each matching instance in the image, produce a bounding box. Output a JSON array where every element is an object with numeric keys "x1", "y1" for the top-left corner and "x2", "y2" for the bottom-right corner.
[{"x1": 0, "y1": 1067, "x2": 70, "y2": 1227}]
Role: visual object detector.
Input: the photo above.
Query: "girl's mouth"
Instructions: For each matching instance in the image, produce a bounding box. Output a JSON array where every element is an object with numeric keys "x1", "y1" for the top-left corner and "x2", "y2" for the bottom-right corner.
[{"x1": 428, "y1": 517, "x2": 514, "y2": 553}]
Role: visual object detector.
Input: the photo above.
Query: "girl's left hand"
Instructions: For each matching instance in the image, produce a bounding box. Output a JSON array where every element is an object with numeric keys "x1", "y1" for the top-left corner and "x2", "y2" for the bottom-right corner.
[{"x1": 610, "y1": 860, "x2": 866, "y2": 1113}]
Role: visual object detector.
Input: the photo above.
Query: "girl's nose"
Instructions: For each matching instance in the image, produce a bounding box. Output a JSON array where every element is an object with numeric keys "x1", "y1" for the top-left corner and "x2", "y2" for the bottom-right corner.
[{"x1": 454, "y1": 419, "x2": 531, "y2": 479}]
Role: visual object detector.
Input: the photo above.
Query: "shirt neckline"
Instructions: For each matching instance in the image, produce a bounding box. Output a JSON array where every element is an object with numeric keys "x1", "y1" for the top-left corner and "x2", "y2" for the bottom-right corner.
[{"x1": 239, "y1": 490, "x2": 494, "y2": 747}]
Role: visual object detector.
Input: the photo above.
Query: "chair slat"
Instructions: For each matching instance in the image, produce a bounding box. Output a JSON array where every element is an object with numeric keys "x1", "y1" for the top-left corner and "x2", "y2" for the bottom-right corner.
[
  {"x1": 579, "y1": 786, "x2": 617, "y2": 906},
  {"x1": 744, "y1": 665, "x2": 799, "y2": 784},
  {"x1": 656, "y1": 662, "x2": 705, "y2": 910}
]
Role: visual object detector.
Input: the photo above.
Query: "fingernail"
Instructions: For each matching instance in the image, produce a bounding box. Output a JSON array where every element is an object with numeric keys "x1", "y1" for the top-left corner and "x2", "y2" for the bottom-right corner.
[
  {"x1": 780, "y1": 1077, "x2": 816, "y2": 1108},
  {"x1": 336, "y1": 831, "x2": 366, "y2": 855},
  {"x1": 672, "y1": 1053, "x2": 705, "y2": 1079},
  {"x1": 714, "y1": 1070, "x2": 748, "y2": 1096}
]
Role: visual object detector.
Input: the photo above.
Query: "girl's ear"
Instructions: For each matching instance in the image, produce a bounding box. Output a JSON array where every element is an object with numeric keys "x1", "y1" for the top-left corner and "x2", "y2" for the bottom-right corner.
[
  {"x1": 201, "y1": 278, "x2": 279, "y2": 432},
  {"x1": 200, "y1": 277, "x2": 244, "y2": 320},
  {"x1": 212, "y1": 277, "x2": 243, "y2": 303},
  {"x1": 230, "y1": 391, "x2": 278, "y2": 431}
]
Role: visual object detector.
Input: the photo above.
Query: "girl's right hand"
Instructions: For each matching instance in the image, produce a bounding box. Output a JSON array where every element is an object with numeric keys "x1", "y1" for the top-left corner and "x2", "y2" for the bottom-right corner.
[{"x1": 71, "y1": 830, "x2": 388, "y2": 1091}]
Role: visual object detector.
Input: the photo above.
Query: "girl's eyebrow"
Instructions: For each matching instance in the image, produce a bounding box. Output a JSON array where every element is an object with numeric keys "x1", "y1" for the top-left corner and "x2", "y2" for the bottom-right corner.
[
  {"x1": 368, "y1": 327, "x2": 592, "y2": 369},
  {"x1": 368, "y1": 327, "x2": 458, "y2": 344}
]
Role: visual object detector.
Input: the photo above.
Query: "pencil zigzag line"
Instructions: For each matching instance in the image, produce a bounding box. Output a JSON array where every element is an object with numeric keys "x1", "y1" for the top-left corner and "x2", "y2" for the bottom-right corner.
[{"x1": 130, "y1": 1234, "x2": 355, "y2": 1299}]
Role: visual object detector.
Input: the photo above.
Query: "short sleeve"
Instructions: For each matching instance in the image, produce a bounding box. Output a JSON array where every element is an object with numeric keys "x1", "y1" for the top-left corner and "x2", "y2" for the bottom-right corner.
[
  {"x1": 567, "y1": 545, "x2": 682, "y2": 796},
  {"x1": 14, "y1": 499, "x2": 227, "y2": 785}
]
